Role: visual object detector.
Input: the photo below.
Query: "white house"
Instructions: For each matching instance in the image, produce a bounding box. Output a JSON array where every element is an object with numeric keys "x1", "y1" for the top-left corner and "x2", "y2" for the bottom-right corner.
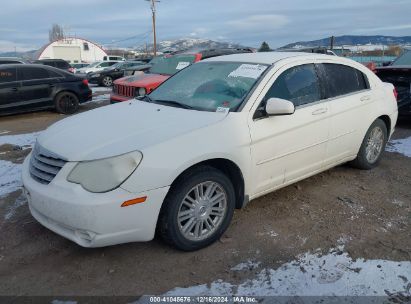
[{"x1": 36, "y1": 37, "x2": 108, "y2": 63}]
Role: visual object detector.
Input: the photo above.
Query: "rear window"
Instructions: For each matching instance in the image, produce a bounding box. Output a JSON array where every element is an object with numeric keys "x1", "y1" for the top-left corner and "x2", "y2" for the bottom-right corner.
[
  {"x1": 322, "y1": 63, "x2": 369, "y2": 98},
  {"x1": 0, "y1": 68, "x2": 17, "y2": 83},
  {"x1": 55, "y1": 61, "x2": 70, "y2": 69},
  {"x1": 149, "y1": 55, "x2": 197, "y2": 75},
  {"x1": 18, "y1": 67, "x2": 50, "y2": 81}
]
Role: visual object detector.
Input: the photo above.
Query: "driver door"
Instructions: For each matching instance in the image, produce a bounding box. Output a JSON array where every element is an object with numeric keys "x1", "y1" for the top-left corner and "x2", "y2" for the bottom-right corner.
[{"x1": 249, "y1": 63, "x2": 329, "y2": 196}]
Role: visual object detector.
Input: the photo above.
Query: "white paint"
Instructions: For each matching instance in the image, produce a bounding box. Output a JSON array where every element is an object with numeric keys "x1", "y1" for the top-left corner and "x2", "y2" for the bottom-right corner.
[
  {"x1": 386, "y1": 136, "x2": 411, "y2": 157},
  {"x1": 165, "y1": 248, "x2": 411, "y2": 297}
]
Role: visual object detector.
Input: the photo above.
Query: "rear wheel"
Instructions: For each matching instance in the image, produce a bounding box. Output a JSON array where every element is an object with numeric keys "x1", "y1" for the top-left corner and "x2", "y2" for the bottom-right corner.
[
  {"x1": 158, "y1": 166, "x2": 235, "y2": 251},
  {"x1": 101, "y1": 76, "x2": 113, "y2": 87},
  {"x1": 54, "y1": 91, "x2": 79, "y2": 114},
  {"x1": 350, "y1": 118, "x2": 387, "y2": 170}
]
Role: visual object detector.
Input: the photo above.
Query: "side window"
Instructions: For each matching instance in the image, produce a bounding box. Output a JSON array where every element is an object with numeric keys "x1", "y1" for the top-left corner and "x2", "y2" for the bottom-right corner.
[
  {"x1": 0, "y1": 68, "x2": 17, "y2": 83},
  {"x1": 108, "y1": 62, "x2": 117, "y2": 66},
  {"x1": 265, "y1": 64, "x2": 321, "y2": 107},
  {"x1": 56, "y1": 61, "x2": 69, "y2": 69},
  {"x1": 18, "y1": 67, "x2": 50, "y2": 81},
  {"x1": 99, "y1": 62, "x2": 110, "y2": 67},
  {"x1": 322, "y1": 63, "x2": 369, "y2": 98}
]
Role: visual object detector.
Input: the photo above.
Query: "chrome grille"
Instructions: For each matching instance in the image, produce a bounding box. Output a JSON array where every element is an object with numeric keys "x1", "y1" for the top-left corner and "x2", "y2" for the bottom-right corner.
[{"x1": 29, "y1": 144, "x2": 67, "y2": 184}]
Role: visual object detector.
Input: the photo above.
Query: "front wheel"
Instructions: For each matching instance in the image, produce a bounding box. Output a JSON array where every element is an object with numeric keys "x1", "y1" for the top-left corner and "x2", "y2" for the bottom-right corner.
[
  {"x1": 350, "y1": 118, "x2": 388, "y2": 170},
  {"x1": 158, "y1": 166, "x2": 235, "y2": 251},
  {"x1": 101, "y1": 76, "x2": 113, "y2": 87}
]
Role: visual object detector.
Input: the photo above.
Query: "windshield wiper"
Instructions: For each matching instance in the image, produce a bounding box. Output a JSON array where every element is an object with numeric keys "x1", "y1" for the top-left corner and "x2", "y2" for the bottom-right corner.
[
  {"x1": 154, "y1": 100, "x2": 194, "y2": 109},
  {"x1": 139, "y1": 95, "x2": 153, "y2": 103}
]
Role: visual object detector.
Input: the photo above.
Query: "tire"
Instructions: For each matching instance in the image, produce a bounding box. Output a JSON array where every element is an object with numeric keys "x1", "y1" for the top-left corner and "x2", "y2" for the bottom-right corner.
[
  {"x1": 350, "y1": 118, "x2": 388, "y2": 170},
  {"x1": 101, "y1": 76, "x2": 113, "y2": 87},
  {"x1": 158, "y1": 166, "x2": 235, "y2": 251},
  {"x1": 54, "y1": 91, "x2": 79, "y2": 114}
]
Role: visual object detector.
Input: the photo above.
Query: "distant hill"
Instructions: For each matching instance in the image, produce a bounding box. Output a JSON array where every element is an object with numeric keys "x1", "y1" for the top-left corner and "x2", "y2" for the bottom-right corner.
[
  {"x1": 281, "y1": 35, "x2": 411, "y2": 49},
  {"x1": 136, "y1": 38, "x2": 251, "y2": 53},
  {"x1": 0, "y1": 50, "x2": 37, "y2": 59}
]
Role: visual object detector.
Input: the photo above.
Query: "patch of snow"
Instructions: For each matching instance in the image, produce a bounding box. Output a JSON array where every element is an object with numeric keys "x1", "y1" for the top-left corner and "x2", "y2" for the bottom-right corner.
[
  {"x1": 0, "y1": 160, "x2": 22, "y2": 198},
  {"x1": 0, "y1": 132, "x2": 40, "y2": 198},
  {"x1": 164, "y1": 247, "x2": 411, "y2": 297},
  {"x1": 51, "y1": 300, "x2": 77, "y2": 304},
  {"x1": 4, "y1": 194, "x2": 26, "y2": 220},
  {"x1": 392, "y1": 199, "x2": 405, "y2": 207},
  {"x1": 0, "y1": 131, "x2": 40, "y2": 149},
  {"x1": 386, "y1": 136, "x2": 411, "y2": 157},
  {"x1": 231, "y1": 260, "x2": 261, "y2": 271},
  {"x1": 89, "y1": 93, "x2": 110, "y2": 104},
  {"x1": 91, "y1": 86, "x2": 112, "y2": 93}
]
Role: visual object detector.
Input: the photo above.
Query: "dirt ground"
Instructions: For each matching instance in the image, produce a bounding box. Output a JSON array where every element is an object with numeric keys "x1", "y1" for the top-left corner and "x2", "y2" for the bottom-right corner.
[{"x1": 0, "y1": 97, "x2": 410, "y2": 297}]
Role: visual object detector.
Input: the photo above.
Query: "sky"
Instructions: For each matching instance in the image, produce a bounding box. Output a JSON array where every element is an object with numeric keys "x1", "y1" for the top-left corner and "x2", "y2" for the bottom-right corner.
[{"x1": 0, "y1": 0, "x2": 411, "y2": 52}]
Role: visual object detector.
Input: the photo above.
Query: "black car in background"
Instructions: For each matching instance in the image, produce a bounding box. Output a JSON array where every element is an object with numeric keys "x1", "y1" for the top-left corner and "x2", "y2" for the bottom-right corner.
[
  {"x1": 34, "y1": 59, "x2": 74, "y2": 73},
  {"x1": 0, "y1": 64, "x2": 92, "y2": 116},
  {"x1": 375, "y1": 49, "x2": 411, "y2": 116},
  {"x1": 0, "y1": 57, "x2": 27, "y2": 64},
  {"x1": 87, "y1": 61, "x2": 145, "y2": 87}
]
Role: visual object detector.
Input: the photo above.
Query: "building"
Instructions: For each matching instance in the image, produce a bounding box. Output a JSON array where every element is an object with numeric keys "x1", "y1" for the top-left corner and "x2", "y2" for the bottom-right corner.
[{"x1": 36, "y1": 37, "x2": 107, "y2": 63}]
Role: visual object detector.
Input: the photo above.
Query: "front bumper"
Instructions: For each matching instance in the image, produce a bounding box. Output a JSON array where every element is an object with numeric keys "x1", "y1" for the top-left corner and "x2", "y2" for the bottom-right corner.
[
  {"x1": 22, "y1": 156, "x2": 169, "y2": 247},
  {"x1": 110, "y1": 93, "x2": 132, "y2": 104}
]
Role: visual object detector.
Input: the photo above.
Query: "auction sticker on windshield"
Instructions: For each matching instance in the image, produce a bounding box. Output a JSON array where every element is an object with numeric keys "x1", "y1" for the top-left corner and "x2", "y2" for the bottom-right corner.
[
  {"x1": 228, "y1": 64, "x2": 267, "y2": 79},
  {"x1": 176, "y1": 62, "x2": 191, "y2": 70}
]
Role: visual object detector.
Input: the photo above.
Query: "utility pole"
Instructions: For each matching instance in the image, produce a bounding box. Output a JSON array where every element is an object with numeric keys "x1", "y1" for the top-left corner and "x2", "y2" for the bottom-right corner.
[{"x1": 146, "y1": 0, "x2": 159, "y2": 56}]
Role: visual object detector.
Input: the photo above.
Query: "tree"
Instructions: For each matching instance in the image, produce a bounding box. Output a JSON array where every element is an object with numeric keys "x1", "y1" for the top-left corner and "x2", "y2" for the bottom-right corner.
[
  {"x1": 49, "y1": 24, "x2": 65, "y2": 42},
  {"x1": 258, "y1": 41, "x2": 271, "y2": 52}
]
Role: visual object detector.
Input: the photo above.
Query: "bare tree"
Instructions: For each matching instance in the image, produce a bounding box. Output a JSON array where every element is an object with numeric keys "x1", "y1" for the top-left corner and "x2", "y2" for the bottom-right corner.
[{"x1": 49, "y1": 24, "x2": 65, "y2": 42}]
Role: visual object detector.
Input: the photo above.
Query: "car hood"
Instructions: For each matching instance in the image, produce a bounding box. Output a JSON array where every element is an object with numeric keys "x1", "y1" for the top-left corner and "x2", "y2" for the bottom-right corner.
[
  {"x1": 37, "y1": 101, "x2": 228, "y2": 161},
  {"x1": 114, "y1": 73, "x2": 169, "y2": 87}
]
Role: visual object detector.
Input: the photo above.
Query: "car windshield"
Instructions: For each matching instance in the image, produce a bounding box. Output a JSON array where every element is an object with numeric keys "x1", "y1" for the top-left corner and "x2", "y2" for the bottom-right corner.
[
  {"x1": 87, "y1": 62, "x2": 101, "y2": 68},
  {"x1": 149, "y1": 54, "x2": 197, "y2": 75},
  {"x1": 392, "y1": 50, "x2": 411, "y2": 66},
  {"x1": 148, "y1": 61, "x2": 268, "y2": 112}
]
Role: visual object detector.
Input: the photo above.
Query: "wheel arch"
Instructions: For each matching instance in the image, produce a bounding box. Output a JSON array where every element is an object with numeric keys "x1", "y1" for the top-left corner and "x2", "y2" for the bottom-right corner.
[
  {"x1": 377, "y1": 114, "x2": 391, "y2": 134},
  {"x1": 167, "y1": 158, "x2": 246, "y2": 210}
]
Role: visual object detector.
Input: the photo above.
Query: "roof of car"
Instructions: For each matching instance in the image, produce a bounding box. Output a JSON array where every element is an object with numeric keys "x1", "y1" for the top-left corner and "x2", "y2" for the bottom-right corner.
[{"x1": 203, "y1": 51, "x2": 332, "y2": 65}]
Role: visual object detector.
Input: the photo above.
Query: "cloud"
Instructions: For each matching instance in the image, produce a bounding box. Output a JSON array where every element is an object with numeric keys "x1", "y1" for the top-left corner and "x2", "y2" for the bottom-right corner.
[{"x1": 227, "y1": 14, "x2": 289, "y2": 31}]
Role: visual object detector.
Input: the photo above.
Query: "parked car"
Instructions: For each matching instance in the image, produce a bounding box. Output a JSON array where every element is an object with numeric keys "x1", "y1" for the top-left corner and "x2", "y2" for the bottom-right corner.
[
  {"x1": 111, "y1": 48, "x2": 254, "y2": 103},
  {"x1": 375, "y1": 49, "x2": 411, "y2": 116},
  {"x1": 0, "y1": 57, "x2": 27, "y2": 64},
  {"x1": 71, "y1": 63, "x2": 90, "y2": 73},
  {"x1": 87, "y1": 61, "x2": 145, "y2": 87},
  {"x1": 103, "y1": 55, "x2": 126, "y2": 61},
  {"x1": 22, "y1": 52, "x2": 397, "y2": 251},
  {"x1": 0, "y1": 64, "x2": 91, "y2": 115},
  {"x1": 34, "y1": 59, "x2": 74, "y2": 73},
  {"x1": 75, "y1": 61, "x2": 119, "y2": 75}
]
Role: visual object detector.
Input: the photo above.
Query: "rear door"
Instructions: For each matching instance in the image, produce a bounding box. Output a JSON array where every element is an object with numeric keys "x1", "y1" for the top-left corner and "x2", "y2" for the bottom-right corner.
[
  {"x1": 318, "y1": 63, "x2": 374, "y2": 165},
  {"x1": 17, "y1": 66, "x2": 54, "y2": 108},
  {"x1": 0, "y1": 66, "x2": 20, "y2": 112}
]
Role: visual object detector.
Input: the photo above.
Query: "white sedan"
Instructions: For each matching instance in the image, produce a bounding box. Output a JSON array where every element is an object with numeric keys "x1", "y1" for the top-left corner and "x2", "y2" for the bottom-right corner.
[{"x1": 22, "y1": 52, "x2": 398, "y2": 251}]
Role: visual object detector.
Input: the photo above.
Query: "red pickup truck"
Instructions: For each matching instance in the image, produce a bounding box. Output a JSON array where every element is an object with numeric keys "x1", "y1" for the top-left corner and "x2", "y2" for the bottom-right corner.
[{"x1": 110, "y1": 48, "x2": 253, "y2": 103}]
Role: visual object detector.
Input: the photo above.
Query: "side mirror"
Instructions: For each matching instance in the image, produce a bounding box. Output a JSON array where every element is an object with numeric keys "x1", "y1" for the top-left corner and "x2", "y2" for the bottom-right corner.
[{"x1": 265, "y1": 98, "x2": 295, "y2": 116}]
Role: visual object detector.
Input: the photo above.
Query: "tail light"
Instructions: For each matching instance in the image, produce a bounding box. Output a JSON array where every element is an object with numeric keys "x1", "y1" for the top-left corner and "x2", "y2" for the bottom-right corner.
[
  {"x1": 393, "y1": 88, "x2": 398, "y2": 101},
  {"x1": 82, "y1": 79, "x2": 89, "y2": 86}
]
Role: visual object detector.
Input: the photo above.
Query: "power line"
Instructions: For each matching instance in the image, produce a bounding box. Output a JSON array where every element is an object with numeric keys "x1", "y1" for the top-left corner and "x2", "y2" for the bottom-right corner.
[{"x1": 101, "y1": 30, "x2": 152, "y2": 45}]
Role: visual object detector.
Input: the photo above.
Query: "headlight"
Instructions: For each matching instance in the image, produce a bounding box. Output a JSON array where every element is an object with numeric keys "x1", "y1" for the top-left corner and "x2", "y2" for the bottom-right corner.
[
  {"x1": 137, "y1": 87, "x2": 146, "y2": 96},
  {"x1": 67, "y1": 151, "x2": 142, "y2": 193}
]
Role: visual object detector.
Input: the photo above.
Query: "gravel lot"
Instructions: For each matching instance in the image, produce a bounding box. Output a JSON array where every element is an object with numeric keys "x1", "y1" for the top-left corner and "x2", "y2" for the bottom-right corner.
[{"x1": 0, "y1": 89, "x2": 410, "y2": 299}]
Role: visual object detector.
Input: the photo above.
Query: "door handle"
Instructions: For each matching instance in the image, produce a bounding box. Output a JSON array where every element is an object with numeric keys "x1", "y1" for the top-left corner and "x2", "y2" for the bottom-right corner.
[
  {"x1": 49, "y1": 84, "x2": 55, "y2": 88},
  {"x1": 11, "y1": 87, "x2": 18, "y2": 92},
  {"x1": 360, "y1": 95, "x2": 371, "y2": 101},
  {"x1": 312, "y1": 108, "x2": 327, "y2": 115}
]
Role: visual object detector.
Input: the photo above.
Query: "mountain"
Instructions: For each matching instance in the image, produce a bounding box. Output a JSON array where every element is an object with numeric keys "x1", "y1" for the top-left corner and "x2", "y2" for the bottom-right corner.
[
  {"x1": 135, "y1": 38, "x2": 251, "y2": 53},
  {"x1": 0, "y1": 50, "x2": 37, "y2": 59},
  {"x1": 281, "y1": 35, "x2": 411, "y2": 49}
]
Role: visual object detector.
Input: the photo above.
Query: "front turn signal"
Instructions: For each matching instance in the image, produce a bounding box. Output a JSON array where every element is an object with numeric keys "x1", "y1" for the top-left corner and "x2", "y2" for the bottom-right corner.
[{"x1": 121, "y1": 196, "x2": 147, "y2": 207}]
